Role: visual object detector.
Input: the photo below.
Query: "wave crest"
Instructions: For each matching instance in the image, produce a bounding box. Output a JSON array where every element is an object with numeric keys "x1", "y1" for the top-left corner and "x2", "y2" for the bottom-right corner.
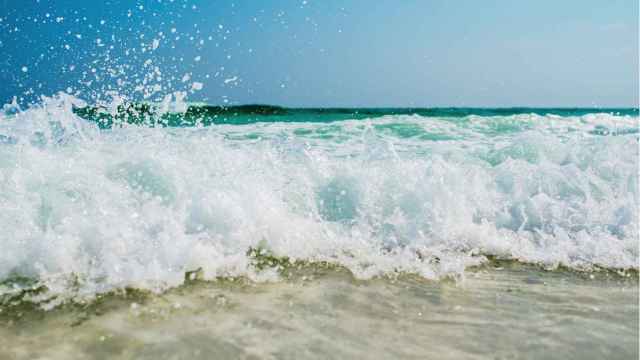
[{"x1": 0, "y1": 95, "x2": 638, "y2": 305}]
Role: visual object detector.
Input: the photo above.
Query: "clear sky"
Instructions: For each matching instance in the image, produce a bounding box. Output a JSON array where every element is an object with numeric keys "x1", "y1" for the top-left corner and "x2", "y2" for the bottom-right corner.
[{"x1": 0, "y1": 0, "x2": 638, "y2": 107}]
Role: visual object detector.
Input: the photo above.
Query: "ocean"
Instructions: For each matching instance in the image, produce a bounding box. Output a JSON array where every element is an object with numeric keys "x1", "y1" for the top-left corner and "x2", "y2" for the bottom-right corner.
[{"x1": 0, "y1": 95, "x2": 638, "y2": 359}]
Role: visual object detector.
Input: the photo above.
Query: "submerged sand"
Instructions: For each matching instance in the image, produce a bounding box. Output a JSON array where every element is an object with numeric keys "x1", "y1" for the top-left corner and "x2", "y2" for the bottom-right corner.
[{"x1": 0, "y1": 262, "x2": 637, "y2": 360}]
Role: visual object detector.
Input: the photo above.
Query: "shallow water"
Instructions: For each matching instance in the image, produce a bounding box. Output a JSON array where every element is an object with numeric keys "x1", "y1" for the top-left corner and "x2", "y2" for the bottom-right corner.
[{"x1": 1, "y1": 263, "x2": 637, "y2": 360}]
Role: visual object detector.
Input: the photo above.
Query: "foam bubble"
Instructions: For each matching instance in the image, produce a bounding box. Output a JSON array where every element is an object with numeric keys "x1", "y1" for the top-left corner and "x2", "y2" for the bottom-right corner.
[{"x1": 0, "y1": 95, "x2": 637, "y2": 304}]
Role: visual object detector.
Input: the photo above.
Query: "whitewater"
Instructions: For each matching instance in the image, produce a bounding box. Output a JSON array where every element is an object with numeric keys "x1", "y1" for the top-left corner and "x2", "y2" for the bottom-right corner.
[{"x1": 0, "y1": 94, "x2": 638, "y2": 306}]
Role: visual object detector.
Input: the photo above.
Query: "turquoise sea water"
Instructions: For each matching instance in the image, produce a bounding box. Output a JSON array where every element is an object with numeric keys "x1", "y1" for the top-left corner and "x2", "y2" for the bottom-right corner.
[{"x1": 75, "y1": 104, "x2": 639, "y2": 128}]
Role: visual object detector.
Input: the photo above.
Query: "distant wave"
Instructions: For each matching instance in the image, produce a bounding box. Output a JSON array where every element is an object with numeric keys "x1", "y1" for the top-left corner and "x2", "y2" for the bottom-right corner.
[{"x1": 73, "y1": 102, "x2": 639, "y2": 128}]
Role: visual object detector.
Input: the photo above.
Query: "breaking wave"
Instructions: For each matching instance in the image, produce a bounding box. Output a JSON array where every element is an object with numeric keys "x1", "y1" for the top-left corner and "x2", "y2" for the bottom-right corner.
[{"x1": 0, "y1": 94, "x2": 638, "y2": 306}]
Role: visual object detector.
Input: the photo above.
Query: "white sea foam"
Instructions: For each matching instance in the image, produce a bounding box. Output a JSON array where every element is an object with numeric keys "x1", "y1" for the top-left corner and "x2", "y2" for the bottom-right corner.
[{"x1": 0, "y1": 95, "x2": 638, "y2": 305}]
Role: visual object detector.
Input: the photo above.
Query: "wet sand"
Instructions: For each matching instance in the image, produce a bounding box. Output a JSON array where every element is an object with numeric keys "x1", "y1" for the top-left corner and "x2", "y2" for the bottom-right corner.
[{"x1": 0, "y1": 262, "x2": 637, "y2": 360}]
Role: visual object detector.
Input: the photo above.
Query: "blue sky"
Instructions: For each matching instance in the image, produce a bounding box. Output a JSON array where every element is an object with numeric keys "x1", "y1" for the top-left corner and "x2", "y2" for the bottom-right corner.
[{"x1": 0, "y1": 0, "x2": 637, "y2": 107}]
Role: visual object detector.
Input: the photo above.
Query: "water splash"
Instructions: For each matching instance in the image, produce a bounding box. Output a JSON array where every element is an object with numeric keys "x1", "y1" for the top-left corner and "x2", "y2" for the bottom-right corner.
[{"x1": 0, "y1": 95, "x2": 638, "y2": 306}]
